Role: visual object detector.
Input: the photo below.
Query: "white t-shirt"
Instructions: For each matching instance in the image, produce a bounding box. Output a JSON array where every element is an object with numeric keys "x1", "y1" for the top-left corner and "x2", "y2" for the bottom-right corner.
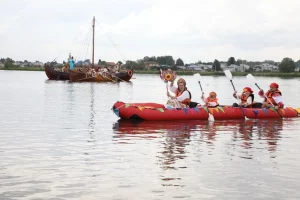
[
  {"x1": 169, "y1": 85, "x2": 190, "y2": 102},
  {"x1": 236, "y1": 94, "x2": 253, "y2": 106},
  {"x1": 259, "y1": 92, "x2": 284, "y2": 104}
]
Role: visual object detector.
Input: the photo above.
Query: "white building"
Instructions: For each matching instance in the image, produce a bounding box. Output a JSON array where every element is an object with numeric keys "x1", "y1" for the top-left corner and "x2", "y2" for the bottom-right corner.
[
  {"x1": 254, "y1": 63, "x2": 278, "y2": 71},
  {"x1": 223, "y1": 64, "x2": 238, "y2": 72},
  {"x1": 188, "y1": 64, "x2": 203, "y2": 71}
]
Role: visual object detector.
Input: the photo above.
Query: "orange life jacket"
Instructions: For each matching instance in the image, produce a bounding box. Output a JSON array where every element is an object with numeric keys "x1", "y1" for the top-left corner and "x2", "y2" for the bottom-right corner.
[
  {"x1": 265, "y1": 90, "x2": 282, "y2": 105},
  {"x1": 205, "y1": 97, "x2": 219, "y2": 107},
  {"x1": 240, "y1": 93, "x2": 254, "y2": 107},
  {"x1": 176, "y1": 89, "x2": 191, "y2": 106}
]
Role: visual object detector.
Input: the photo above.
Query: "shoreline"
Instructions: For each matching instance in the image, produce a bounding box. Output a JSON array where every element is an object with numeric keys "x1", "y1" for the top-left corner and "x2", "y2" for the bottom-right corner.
[
  {"x1": 1, "y1": 68, "x2": 300, "y2": 77},
  {"x1": 133, "y1": 70, "x2": 300, "y2": 77}
]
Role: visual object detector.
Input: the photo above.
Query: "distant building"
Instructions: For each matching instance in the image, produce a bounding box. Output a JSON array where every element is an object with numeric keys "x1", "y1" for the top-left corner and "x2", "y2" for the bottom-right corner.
[
  {"x1": 106, "y1": 62, "x2": 116, "y2": 67},
  {"x1": 256, "y1": 63, "x2": 278, "y2": 71},
  {"x1": 177, "y1": 66, "x2": 186, "y2": 70},
  {"x1": 145, "y1": 61, "x2": 159, "y2": 70},
  {"x1": 198, "y1": 64, "x2": 212, "y2": 71},
  {"x1": 188, "y1": 64, "x2": 203, "y2": 71},
  {"x1": 220, "y1": 62, "x2": 227, "y2": 69},
  {"x1": 223, "y1": 64, "x2": 237, "y2": 72},
  {"x1": 31, "y1": 61, "x2": 44, "y2": 67},
  {"x1": 237, "y1": 64, "x2": 250, "y2": 72}
]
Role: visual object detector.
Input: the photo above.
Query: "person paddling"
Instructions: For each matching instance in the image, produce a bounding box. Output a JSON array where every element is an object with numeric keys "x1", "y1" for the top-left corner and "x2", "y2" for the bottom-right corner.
[
  {"x1": 201, "y1": 91, "x2": 219, "y2": 107},
  {"x1": 259, "y1": 82, "x2": 284, "y2": 109},
  {"x1": 232, "y1": 87, "x2": 255, "y2": 108}
]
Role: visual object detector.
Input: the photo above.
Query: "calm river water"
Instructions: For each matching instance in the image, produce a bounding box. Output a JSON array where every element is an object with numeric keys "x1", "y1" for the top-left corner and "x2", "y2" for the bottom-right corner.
[{"x1": 0, "y1": 70, "x2": 300, "y2": 200}]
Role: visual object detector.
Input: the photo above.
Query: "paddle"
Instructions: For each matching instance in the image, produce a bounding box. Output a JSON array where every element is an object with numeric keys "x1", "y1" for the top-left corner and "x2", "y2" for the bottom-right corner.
[
  {"x1": 193, "y1": 73, "x2": 215, "y2": 121},
  {"x1": 224, "y1": 70, "x2": 236, "y2": 91},
  {"x1": 224, "y1": 70, "x2": 247, "y2": 119},
  {"x1": 246, "y1": 73, "x2": 283, "y2": 118}
]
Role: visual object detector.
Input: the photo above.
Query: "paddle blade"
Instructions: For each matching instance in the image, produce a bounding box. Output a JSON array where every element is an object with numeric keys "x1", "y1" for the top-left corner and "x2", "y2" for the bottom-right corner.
[
  {"x1": 208, "y1": 113, "x2": 215, "y2": 121},
  {"x1": 193, "y1": 73, "x2": 201, "y2": 81},
  {"x1": 246, "y1": 74, "x2": 255, "y2": 83},
  {"x1": 224, "y1": 70, "x2": 232, "y2": 80}
]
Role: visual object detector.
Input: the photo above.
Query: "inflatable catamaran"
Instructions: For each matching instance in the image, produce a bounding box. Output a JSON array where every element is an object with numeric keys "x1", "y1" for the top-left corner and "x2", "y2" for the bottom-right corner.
[
  {"x1": 112, "y1": 101, "x2": 300, "y2": 121},
  {"x1": 112, "y1": 70, "x2": 300, "y2": 121}
]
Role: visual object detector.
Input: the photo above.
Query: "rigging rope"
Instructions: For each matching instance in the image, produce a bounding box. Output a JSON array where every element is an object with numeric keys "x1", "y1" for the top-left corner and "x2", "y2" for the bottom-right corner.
[
  {"x1": 75, "y1": 19, "x2": 93, "y2": 64},
  {"x1": 95, "y1": 20, "x2": 127, "y2": 63}
]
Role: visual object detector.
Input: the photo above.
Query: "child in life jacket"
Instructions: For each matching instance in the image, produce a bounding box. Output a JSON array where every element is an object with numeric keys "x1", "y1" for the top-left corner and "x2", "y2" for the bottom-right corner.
[
  {"x1": 232, "y1": 87, "x2": 254, "y2": 108},
  {"x1": 259, "y1": 82, "x2": 284, "y2": 110},
  {"x1": 201, "y1": 91, "x2": 219, "y2": 107}
]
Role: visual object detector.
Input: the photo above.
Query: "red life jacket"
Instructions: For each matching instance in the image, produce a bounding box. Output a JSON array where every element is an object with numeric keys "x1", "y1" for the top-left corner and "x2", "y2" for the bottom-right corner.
[
  {"x1": 240, "y1": 93, "x2": 254, "y2": 107},
  {"x1": 265, "y1": 90, "x2": 282, "y2": 106},
  {"x1": 205, "y1": 97, "x2": 219, "y2": 107},
  {"x1": 176, "y1": 89, "x2": 191, "y2": 106}
]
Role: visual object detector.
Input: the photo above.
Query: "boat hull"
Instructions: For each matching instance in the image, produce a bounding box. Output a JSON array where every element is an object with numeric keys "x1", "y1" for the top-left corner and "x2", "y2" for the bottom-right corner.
[
  {"x1": 69, "y1": 70, "x2": 116, "y2": 82},
  {"x1": 69, "y1": 69, "x2": 134, "y2": 82},
  {"x1": 44, "y1": 64, "x2": 70, "y2": 80},
  {"x1": 112, "y1": 101, "x2": 300, "y2": 121},
  {"x1": 45, "y1": 63, "x2": 133, "y2": 82},
  {"x1": 243, "y1": 107, "x2": 298, "y2": 119}
]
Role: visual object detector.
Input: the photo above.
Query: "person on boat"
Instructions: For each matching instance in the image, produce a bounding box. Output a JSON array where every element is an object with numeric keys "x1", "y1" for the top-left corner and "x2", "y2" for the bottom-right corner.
[
  {"x1": 258, "y1": 82, "x2": 284, "y2": 109},
  {"x1": 69, "y1": 56, "x2": 75, "y2": 70},
  {"x1": 62, "y1": 64, "x2": 68, "y2": 72},
  {"x1": 201, "y1": 91, "x2": 219, "y2": 107},
  {"x1": 232, "y1": 87, "x2": 254, "y2": 108},
  {"x1": 167, "y1": 78, "x2": 192, "y2": 108},
  {"x1": 115, "y1": 62, "x2": 121, "y2": 73}
]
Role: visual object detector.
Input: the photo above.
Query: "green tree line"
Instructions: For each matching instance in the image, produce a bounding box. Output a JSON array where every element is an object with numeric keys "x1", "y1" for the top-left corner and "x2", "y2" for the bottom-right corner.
[{"x1": 1, "y1": 56, "x2": 300, "y2": 73}]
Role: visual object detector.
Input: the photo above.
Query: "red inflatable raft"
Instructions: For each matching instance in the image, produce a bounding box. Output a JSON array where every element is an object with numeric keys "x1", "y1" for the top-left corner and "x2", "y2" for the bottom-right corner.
[{"x1": 112, "y1": 101, "x2": 300, "y2": 121}]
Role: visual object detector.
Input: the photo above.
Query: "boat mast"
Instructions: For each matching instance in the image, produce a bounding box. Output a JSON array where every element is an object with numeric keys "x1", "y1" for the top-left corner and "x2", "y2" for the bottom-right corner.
[{"x1": 92, "y1": 16, "x2": 95, "y2": 68}]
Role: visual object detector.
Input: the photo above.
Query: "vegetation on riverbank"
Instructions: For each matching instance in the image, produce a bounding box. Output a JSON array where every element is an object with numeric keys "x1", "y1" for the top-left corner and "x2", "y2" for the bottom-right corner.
[
  {"x1": 1, "y1": 67, "x2": 300, "y2": 77},
  {"x1": 133, "y1": 70, "x2": 300, "y2": 77},
  {"x1": 0, "y1": 67, "x2": 44, "y2": 71}
]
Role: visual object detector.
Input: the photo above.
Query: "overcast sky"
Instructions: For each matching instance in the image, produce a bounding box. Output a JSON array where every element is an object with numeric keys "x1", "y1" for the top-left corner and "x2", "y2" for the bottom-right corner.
[{"x1": 1, "y1": 0, "x2": 300, "y2": 64}]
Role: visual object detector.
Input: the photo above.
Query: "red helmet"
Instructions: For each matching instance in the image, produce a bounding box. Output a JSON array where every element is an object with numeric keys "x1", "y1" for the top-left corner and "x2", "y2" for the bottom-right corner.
[
  {"x1": 243, "y1": 87, "x2": 253, "y2": 93},
  {"x1": 269, "y1": 82, "x2": 279, "y2": 88}
]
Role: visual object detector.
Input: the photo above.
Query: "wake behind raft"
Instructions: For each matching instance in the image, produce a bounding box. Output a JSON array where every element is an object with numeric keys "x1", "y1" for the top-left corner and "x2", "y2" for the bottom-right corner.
[{"x1": 112, "y1": 101, "x2": 300, "y2": 121}]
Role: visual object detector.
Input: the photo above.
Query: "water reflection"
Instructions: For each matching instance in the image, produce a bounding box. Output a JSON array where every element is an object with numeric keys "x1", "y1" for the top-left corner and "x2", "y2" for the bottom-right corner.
[
  {"x1": 113, "y1": 119, "x2": 204, "y2": 134},
  {"x1": 88, "y1": 83, "x2": 96, "y2": 140},
  {"x1": 255, "y1": 119, "x2": 283, "y2": 153},
  {"x1": 113, "y1": 119, "x2": 284, "y2": 158}
]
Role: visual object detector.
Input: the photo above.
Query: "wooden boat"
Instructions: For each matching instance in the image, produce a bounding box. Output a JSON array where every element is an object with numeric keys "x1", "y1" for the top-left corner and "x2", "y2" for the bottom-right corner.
[
  {"x1": 44, "y1": 64, "x2": 70, "y2": 80},
  {"x1": 45, "y1": 16, "x2": 134, "y2": 82},
  {"x1": 69, "y1": 69, "x2": 133, "y2": 82},
  {"x1": 45, "y1": 63, "x2": 133, "y2": 82},
  {"x1": 112, "y1": 101, "x2": 300, "y2": 121}
]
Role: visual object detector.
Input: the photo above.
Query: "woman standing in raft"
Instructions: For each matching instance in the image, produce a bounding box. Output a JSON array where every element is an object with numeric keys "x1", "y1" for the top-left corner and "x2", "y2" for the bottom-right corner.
[
  {"x1": 259, "y1": 82, "x2": 284, "y2": 110},
  {"x1": 201, "y1": 91, "x2": 219, "y2": 107},
  {"x1": 167, "y1": 78, "x2": 192, "y2": 108}
]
